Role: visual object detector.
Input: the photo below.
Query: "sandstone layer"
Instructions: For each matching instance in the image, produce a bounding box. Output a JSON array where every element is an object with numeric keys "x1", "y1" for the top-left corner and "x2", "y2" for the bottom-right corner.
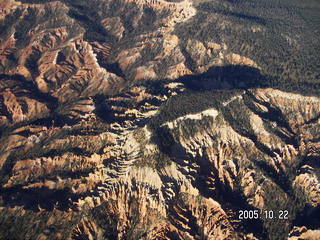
[{"x1": 0, "y1": 0, "x2": 319, "y2": 240}]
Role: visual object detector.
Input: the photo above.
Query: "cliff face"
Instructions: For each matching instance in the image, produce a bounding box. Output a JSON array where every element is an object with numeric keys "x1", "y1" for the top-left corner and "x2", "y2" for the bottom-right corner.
[{"x1": 0, "y1": 0, "x2": 319, "y2": 240}]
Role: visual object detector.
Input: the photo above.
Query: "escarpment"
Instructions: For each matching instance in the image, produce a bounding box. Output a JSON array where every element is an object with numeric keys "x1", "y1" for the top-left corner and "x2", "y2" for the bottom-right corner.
[{"x1": 0, "y1": 0, "x2": 319, "y2": 239}]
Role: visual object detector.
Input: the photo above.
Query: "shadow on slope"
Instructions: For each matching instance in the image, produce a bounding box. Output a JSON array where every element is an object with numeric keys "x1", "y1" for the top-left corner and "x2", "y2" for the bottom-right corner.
[
  {"x1": 148, "y1": 64, "x2": 269, "y2": 129},
  {"x1": 147, "y1": 64, "x2": 317, "y2": 239},
  {"x1": 180, "y1": 65, "x2": 269, "y2": 91},
  {"x1": 0, "y1": 186, "x2": 76, "y2": 211}
]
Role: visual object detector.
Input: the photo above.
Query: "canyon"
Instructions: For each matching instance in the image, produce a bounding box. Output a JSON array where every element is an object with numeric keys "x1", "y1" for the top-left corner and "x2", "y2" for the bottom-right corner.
[{"x1": 0, "y1": 0, "x2": 319, "y2": 239}]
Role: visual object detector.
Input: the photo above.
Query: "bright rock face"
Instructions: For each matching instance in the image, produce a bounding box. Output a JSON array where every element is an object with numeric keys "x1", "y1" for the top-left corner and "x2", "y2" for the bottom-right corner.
[{"x1": 0, "y1": 0, "x2": 319, "y2": 240}]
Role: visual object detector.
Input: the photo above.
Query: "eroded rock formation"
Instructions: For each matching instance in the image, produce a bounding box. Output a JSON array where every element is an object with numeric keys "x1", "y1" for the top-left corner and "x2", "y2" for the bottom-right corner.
[{"x1": 0, "y1": 0, "x2": 319, "y2": 239}]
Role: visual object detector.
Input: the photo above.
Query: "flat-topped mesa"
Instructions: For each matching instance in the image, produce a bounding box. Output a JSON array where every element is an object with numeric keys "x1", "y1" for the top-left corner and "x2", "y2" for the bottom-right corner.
[
  {"x1": 125, "y1": 0, "x2": 196, "y2": 22},
  {"x1": 126, "y1": 0, "x2": 191, "y2": 7}
]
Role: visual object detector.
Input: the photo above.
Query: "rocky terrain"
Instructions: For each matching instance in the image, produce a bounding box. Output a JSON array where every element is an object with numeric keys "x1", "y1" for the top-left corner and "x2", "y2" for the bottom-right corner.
[{"x1": 0, "y1": 0, "x2": 319, "y2": 239}]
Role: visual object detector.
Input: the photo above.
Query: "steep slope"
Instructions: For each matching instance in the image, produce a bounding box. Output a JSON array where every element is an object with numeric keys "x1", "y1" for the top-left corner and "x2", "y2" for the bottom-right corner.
[{"x1": 0, "y1": 0, "x2": 319, "y2": 240}]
